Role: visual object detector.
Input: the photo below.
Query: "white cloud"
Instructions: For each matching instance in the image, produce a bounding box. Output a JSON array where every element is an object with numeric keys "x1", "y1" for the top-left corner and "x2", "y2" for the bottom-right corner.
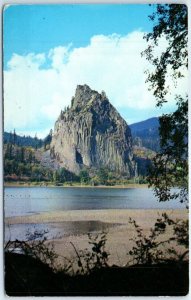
[
  {"x1": 4, "y1": 31, "x2": 188, "y2": 137},
  {"x1": 7, "y1": 53, "x2": 46, "y2": 70},
  {"x1": 48, "y1": 44, "x2": 72, "y2": 71}
]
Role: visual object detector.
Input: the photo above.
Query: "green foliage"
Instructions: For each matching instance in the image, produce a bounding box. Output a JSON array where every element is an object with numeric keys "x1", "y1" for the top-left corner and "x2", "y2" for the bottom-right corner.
[
  {"x1": 5, "y1": 215, "x2": 188, "y2": 278},
  {"x1": 134, "y1": 156, "x2": 152, "y2": 177},
  {"x1": 56, "y1": 168, "x2": 80, "y2": 184},
  {"x1": 5, "y1": 230, "x2": 109, "y2": 277},
  {"x1": 4, "y1": 144, "x2": 36, "y2": 164},
  {"x1": 4, "y1": 131, "x2": 43, "y2": 148},
  {"x1": 142, "y1": 4, "x2": 188, "y2": 106},
  {"x1": 128, "y1": 213, "x2": 188, "y2": 265},
  {"x1": 5, "y1": 230, "x2": 58, "y2": 270},
  {"x1": 3, "y1": 142, "x2": 80, "y2": 184},
  {"x1": 90, "y1": 175, "x2": 100, "y2": 186},
  {"x1": 4, "y1": 144, "x2": 50, "y2": 182},
  {"x1": 53, "y1": 170, "x2": 59, "y2": 184},
  {"x1": 97, "y1": 168, "x2": 109, "y2": 184},
  {"x1": 143, "y1": 4, "x2": 188, "y2": 204},
  {"x1": 148, "y1": 96, "x2": 188, "y2": 204},
  {"x1": 162, "y1": 213, "x2": 188, "y2": 248},
  {"x1": 86, "y1": 232, "x2": 109, "y2": 270},
  {"x1": 79, "y1": 169, "x2": 90, "y2": 184},
  {"x1": 68, "y1": 232, "x2": 109, "y2": 274},
  {"x1": 43, "y1": 129, "x2": 53, "y2": 146},
  {"x1": 58, "y1": 168, "x2": 67, "y2": 182}
]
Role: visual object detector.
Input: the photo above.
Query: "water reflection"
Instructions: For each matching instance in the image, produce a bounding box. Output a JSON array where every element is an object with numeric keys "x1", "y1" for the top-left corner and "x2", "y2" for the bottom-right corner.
[
  {"x1": 4, "y1": 187, "x2": 185, "y2": 218},
  {"x1": 5, "y1": 221, "x2": 121, "y2": 242}
]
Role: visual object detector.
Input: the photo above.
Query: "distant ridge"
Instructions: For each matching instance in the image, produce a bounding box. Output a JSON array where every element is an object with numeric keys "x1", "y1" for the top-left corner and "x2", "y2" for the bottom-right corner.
[
  {"x1": 129, "y1": 117, "x2": 160, "y2": 152},
  {"x1": 3, "y1": 131, "x2": 52, "y2": 149},
  {"x1": 3, "y1": 131, "x2": 43, "y2": 148},
  {"x1": 129, "y1": 117, "x2": 159, "y2": 132}
]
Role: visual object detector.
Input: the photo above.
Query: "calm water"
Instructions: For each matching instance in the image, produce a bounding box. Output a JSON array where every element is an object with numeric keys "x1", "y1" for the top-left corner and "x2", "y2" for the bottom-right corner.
[
  {"x1": 4, "y1": 186, "x2": 185, "y2": 218},
  {"x1": 4, "y1": 187, "x2": 185, "y2": 241}
]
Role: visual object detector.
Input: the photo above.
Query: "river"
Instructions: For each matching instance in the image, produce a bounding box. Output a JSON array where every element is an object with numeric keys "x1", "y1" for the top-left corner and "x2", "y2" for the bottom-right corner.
[
  {"x1": 4, "y1": 186, "x2": 185, "y2": 241},
  {"x1": 4, "y1": 186, "x2": 185, "y2": 218}
]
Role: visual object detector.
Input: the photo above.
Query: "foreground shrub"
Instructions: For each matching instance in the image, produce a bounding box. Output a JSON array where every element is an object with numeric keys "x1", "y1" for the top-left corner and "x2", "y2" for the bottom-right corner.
[
  {"x1": 65, "y1": 232, "x2": 109, "y2": 274},
  {"x1": 128, "y1": 213, "x2": 188, "y2": 265},
  {"x1": 5, "y1": 229, "x2": 58, "y2": 270}
]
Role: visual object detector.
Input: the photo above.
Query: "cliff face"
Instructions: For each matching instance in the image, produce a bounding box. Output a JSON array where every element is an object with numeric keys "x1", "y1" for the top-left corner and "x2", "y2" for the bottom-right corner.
[{"x1": 50, "y1": 84, "x2": 136, "y2": 177}]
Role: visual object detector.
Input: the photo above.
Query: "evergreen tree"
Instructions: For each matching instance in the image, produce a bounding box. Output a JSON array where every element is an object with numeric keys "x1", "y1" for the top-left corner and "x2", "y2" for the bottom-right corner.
[
  {"x1": 79, "y1": 169, "x2": 90, "y2": 184},
  {"x1": 97, "y1": 168, "x2": 108, "y2": 185},
  {"x1": 20, "y1": 147, "x2": 25, "y2": 163},
  {"x1": 13, "y1": 129, "x2": 17, "y2": 145}
]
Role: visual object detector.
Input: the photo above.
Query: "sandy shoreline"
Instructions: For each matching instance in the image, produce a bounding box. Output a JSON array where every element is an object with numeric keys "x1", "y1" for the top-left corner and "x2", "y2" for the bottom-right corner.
[
  {"x1": 5, "y1": 209, "x2": 188, "y2": 267},
  {"x1": 5, "y1": 208, "x2": 188, "y2": 226},
  {"x1": 4, "y1": 183, "x2": 148, "y2": 189}
]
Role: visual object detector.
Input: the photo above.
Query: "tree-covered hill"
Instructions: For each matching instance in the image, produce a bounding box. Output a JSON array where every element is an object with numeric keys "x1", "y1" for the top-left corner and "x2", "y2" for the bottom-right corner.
[
  {"x1": 4, "y1": 131, "x2": 44, "y2": 148},
  {"x1": 129, "y1": 117, "x2": 160, "y2": 151}
]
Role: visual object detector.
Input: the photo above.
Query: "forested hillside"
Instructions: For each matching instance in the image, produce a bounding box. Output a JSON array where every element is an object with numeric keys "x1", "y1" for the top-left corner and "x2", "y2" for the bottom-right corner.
[
  {"x1": 4, "y1": 131, "x2": 43, "y2": 148},
  {"x1": 130, "y1": 117, "x2": 160, "y2": 151},
  {"x1": 4, "y1": 116, "x2": 160, "y2": 184}
]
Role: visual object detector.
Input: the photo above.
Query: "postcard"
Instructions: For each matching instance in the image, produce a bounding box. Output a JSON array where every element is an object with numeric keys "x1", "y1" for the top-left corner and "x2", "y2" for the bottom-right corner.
[{"x1": 3, "y1": 3, "x2": 188, "y2": 296}]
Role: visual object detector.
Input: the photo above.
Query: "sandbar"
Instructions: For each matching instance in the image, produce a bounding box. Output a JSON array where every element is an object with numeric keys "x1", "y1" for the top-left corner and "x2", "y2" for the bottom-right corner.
[{"x1": 5, "y1": 209, "x2": 188, "y2": 267}]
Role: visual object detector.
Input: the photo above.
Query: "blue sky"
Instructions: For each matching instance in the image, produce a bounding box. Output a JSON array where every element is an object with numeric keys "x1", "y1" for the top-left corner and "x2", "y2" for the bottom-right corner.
[
  {"x1": 4, "y1": 4, "x2": 154, "y2": 66},
  {"x1": 3, "y1": 4, "x2": 188, "y2": 138}
]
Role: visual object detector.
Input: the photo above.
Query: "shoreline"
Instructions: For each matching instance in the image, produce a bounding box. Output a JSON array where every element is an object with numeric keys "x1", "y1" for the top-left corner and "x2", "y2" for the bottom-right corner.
[
  {"x1": 4, "y1": 182, "x2": 149, "y2": 189},
  {"x1": 5, "y1": 208, "x2": 188, "y2": 226},
  {"x1": 5, "y1": 209, "x2": 188, "y2": 267}
]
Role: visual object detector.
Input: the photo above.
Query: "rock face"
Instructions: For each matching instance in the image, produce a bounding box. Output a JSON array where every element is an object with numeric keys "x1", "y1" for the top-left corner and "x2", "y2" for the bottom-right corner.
[{"x1": 50, "y1": 85, "x2": 136, "y2": 177}]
